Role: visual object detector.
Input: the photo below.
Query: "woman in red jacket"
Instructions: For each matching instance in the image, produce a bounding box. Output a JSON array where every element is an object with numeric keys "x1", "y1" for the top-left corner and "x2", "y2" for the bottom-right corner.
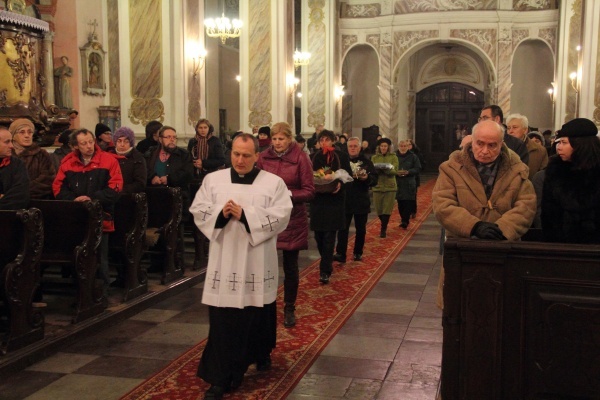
[{"x1": 257, "y1": 122, "x2": 315, "y2": 328}]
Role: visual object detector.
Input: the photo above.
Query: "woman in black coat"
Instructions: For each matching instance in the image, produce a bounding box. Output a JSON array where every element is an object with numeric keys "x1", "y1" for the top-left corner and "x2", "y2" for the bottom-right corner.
[
  {"x1": 187, "y1": 118, "x2": 226, "y2": 183},
  {"x1": 541, "y1": 118, "x2": 600, "y2": 243}
]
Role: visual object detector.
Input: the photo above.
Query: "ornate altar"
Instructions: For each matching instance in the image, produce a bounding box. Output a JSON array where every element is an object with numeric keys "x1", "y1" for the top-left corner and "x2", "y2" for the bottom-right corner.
[{"x1": 0, "y1": 10, "x2": 70, "y2": 145}]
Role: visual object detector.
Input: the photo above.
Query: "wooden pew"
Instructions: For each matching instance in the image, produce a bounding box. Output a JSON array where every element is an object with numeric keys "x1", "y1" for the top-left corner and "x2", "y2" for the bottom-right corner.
[
  {"x1": 110, "y1": 193, "x2": 148, "y2": 301},
  {"x1": 0, "y1": 208, "x2": 45, "y2": 353},
  {"x1": 30, "y1": 199, "x2": 104, "y2": 323},
  {"x1": 441, "y1": 237, "x2": 600, "y2": 400},
  {"x1": 145, "y1": 186, "x2": 184, "y2": 284}
]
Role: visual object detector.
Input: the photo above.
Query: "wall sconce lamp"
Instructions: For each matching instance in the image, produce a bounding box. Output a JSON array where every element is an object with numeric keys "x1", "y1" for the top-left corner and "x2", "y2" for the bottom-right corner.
[
  {"x1": 287, "y1": 75, "x2": 300, "y2": 92},
  {"x1": 297, "y1": 92, "x2": 303, "y2": 98},
  {"x1": 547, "y1": 88, "x2": 554, "y2": 102},
  {"x1": 293, "y1": 50, "x2": 311, "y2": 69},
  {"x1": 235, "y1": 75, "x2": 241, "y2": 82},
  {"x1": 569, "y1": 71, "x2": 579, "y2": 93},
  {"x1": 334, "y1": 85, "x2": 345, "y2": 103},
  {"x1": 192, "y1": 48, "x2": 207, "y2": 78}
]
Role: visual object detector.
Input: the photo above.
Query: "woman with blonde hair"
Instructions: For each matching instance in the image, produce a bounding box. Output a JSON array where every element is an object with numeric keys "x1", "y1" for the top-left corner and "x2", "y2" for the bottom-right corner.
[{"x1": 257, "y1": 122, "x2": 315, "y2": 327}]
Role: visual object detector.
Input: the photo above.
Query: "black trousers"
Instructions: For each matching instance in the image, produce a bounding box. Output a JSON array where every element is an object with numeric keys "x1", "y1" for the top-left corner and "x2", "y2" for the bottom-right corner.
[
  {"x1": 282, "y1": 249, "x2": 299, "y2": 304},
  {"x1": 314, "y1": 230, "x2": 336, "y2": 275},
  {"x1": 397, "y1": 199, "x2": 413, "y2": 225},
  {"x1": 336, "y1": 213, "x2": 369, "y2": 257}
]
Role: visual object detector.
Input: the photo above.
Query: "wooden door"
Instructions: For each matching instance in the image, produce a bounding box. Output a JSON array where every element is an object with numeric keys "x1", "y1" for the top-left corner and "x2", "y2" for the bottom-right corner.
[{"x1": 415, "y1": 83, "x2": 483, "y2": 172}]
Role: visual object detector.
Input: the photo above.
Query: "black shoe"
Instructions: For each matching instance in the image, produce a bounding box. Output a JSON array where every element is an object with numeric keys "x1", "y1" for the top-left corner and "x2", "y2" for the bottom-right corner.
[
  {"x1": 400, "y1": 222, "x2": 408, "y2": 229},
  {"x1": 205, "y1": 385, "x2": 226, "y2": 399},
  {"x1": 319, "y1": 273, "x2": 330, "y2": 284},
  {"x1": 256, "y1": 356, "x2": 272, "y2": 371},
  {"x1": 284, "y1": 303, "x2": 296, "y2": 328},
  {"x1": 380, "y1": 230, "x2": 387, "y2": 238},
  {"x1": 411, "y1": 213, "x2": 416, "y2": 219},
  {"x1": 333, "y1": 253, "x2": 346, "y2": 263},
  {"x1": 353, "y1": 254, "x2": 362, "y2": 261}
]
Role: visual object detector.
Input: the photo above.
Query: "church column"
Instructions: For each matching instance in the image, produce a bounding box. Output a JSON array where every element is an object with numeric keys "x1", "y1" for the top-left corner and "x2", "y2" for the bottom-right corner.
[
  {"x1": 42, "y1": 31, "x2": 55, "y2": 106},
  {"x1": 496, "y1": 24, "x2": 512, "y2": 114},
  {"x1": 377, "y1": 29, "x2": 395, "y2": 140},
  {"x1": 299, "y1": 0, "x2": 336, "y2": 133},
  {"x1": 239, "y1": 0, "x2": 294, "y2": 130},
  {"x1": 580, "y1": 0, "x2": 600, "y2": 126}
]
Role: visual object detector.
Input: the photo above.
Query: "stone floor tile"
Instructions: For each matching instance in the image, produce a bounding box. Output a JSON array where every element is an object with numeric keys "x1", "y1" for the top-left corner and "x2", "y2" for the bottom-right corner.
[
  {"x1": 347, "y1": 311, "x2": 413, "y2": 326},
  {"x1": 132, "y1": 321, "x2": 208, "y2": 346},
  {"x1": 320, "y1": 334, "x2": 400, "y2": 361},
  {"x1": 404, "y1": 240, "x2": 441, "y2": 249},
  {"x1": 377, "y1": 380, "x2": 439, "y2": 399},
  {"x1": 73, "y1": 355, "x2": 170, "y2": 379},
  {"x1": 128, "y1": 308, "x2": 181, "y2": 323},
  {"x1": 388, "y1": 261, "x2": 433, "y2": 274},
  {"x1": 290, "y1": 373, "x2": 353, "y2": 398},
  {"x1": 386, "y1": 362, "x2": 442, "y2": 386},
  {"x1": 409, "y1": 316, "x2": 442, "y2": 330},
  {"x1": 394, "y1": 340, "x2": 443, "y2": 366},
  {"x1": 395, "y1": 253, "x2": 440, "y2": 264},
  {"x1": 345, "y1": 378, "x2": 383, "y2": 399},
  {"x1": 369, "y1": 282, "x2": 423, "y2": 301},
  {"x1": 380, "y1": 272, "x2": 429, "y2": 285},
  {"x1": 414, "y1": 301, "x2": 443, "y2": 318},
  {"x1": 356, "y1": 298, "x2": 419, "y2": 316},
  {"x1": 307, "y1": 355, "x2": 391, "y2": 380},
  {"x1": 339, "y1": 319, "x2": 408, "y2": 339},
  {"x1": 404, "y1": 327, "x2": 443, "y2": 343},
  {"x1": 0, "y1": 370, "x2": 64, "y2": 400},
  {"x1": 23, "y1": 374, "x2": 142, "y2": 400},
  {"x1": 26, "y1": 352, "x2": 99, "y2": 374},
  {"x1": 105, "y1": 341, "x2": 193, "y2": 360}
]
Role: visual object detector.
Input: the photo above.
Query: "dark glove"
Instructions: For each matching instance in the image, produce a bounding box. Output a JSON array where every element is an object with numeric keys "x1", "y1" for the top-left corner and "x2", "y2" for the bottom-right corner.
[{"x1": 470, "y1": 221, "x2": 507, "y2": 240}]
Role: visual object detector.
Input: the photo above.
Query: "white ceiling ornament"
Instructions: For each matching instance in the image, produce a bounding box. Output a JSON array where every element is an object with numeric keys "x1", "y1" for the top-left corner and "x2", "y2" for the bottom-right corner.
[{"x1": 419, "y1": 53, "x2": 481, "y2": 89}]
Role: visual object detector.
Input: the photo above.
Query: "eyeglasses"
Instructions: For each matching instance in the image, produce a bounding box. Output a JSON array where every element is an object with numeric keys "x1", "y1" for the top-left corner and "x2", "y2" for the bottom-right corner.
[
  {"x1": 478, "y1": 116, "x2": 491, "y2": 122},
  {"x1": 161, "y1": 135, "x2": 177, "y2": 140}
]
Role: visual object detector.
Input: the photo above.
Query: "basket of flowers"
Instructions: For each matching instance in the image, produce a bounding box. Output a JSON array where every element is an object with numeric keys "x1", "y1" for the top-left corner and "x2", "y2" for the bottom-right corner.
[{"x1": 313, "y1": 167, "x2": 353, "y2": 193}]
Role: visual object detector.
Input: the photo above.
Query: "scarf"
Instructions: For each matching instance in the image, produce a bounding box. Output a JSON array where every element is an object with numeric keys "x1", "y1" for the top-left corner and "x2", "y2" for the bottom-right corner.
[
  {"x1": 0, "y1": 157, "x2": 10, "y2": 168},
  {"x1": 159, "y1": 148, "x2": 171, "y2": 162},
  {"x1": 116, "y1": 147, "x2": 133, "y2": 156},
  {"x1": 195, "y1": 134, "x2": 211, "y2": 161},
  {"x1": 259, "y1": 137, "x2": 271, "y2": 148},
  {"x1": 12, "y1": 142, "x2": 25, "y2": 155},
  {"x1": 322, "y1": 145, "x2": 336, "y2": 166},
  {"x1": 471, "y1": 151, "x2": 501, "y2": 199}
]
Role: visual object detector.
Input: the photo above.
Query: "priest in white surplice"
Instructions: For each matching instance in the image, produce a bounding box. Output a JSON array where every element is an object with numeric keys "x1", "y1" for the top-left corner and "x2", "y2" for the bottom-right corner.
[{"x1": 190, "y1": 133, "x2": 292, "y2": 399}]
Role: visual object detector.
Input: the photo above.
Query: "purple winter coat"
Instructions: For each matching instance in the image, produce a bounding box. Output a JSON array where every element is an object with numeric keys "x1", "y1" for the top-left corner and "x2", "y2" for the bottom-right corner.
[{"x1": 257, "y1": 143, "x2": 315, "y2": 250}]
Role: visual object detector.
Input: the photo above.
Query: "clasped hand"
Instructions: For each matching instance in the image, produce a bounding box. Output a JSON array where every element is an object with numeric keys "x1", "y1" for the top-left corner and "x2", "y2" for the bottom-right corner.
[
  {"x1": 223, "y1": 199, "x2": 242, "y2": 220},
  {"x1": 471, "y1": 221, "x2": 506, "y2": 240}
]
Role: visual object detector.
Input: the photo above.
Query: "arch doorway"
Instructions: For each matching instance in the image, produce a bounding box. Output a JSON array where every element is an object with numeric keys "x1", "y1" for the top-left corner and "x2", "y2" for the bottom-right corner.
[{"x1": 415, "y1": 82, "x2": 483, "y2": 172}]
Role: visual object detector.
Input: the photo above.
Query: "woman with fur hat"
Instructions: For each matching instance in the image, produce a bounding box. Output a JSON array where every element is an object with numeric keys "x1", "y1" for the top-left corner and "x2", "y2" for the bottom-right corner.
[
  {"x1": 9, "y1": 118, "x2": 56, "y2": 199},
  {"x1": 371, "y1": 137, "x2": 398, "y2": 238},
  {"x1": 110, "y1": 126, "x2": 147, "y2": 194},
  {"x1": 541, "y1": 117, "x2": 600, "y2": 243}
]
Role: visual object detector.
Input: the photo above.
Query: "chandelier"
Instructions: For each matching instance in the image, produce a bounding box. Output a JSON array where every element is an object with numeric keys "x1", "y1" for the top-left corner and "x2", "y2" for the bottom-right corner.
[
  {"x1": 205, "y1": 13, "x2": 242, "y2": 44},
  {"x1": 293, "y1": 50, "x2": 311, "y2": 69}
]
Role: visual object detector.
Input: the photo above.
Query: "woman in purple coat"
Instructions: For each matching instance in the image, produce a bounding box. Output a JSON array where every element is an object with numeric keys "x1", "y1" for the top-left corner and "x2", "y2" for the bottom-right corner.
[{"x1": 257, "y1": 122, "x2": 315, "y2": 328}]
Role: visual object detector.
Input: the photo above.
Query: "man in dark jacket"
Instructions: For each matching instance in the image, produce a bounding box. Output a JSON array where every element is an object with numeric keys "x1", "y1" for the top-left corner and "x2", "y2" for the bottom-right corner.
[
  {"x1": 0, "y1": 126, "x2": 30, "y2": 210},
  {"x1": 53, "y1": 129, "x2": 123, "y2": 297},
  {"x1": 145, "y1": 125, "x2": 194, "y2": 205},
  {"x1": 334, "y1": 137, "x2": 377, "y2": 262}
]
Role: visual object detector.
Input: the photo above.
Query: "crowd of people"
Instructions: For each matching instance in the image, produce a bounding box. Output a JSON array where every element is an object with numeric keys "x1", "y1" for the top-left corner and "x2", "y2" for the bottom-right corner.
[{"x1": 1, "y1": 106, "x2": 599, "y2": 399}]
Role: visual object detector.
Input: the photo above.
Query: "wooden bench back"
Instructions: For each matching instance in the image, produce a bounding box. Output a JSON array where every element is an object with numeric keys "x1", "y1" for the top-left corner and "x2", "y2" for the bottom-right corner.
[
  {"x1": 0, "y1": 211, "x2": 25, "y2": 268},
  {"x1": 145, "y1": 186, "x2": 182, "y2": 228}
]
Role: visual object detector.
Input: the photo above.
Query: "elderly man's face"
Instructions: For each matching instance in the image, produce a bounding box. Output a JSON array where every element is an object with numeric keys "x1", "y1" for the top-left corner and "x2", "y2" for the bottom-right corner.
[
  {"x1": 75, "y1": 132, "x2": 96, "y2": 158},
  {"x1": 347, "y1": 140, "x2": 361, "y2": 157},
  {"x1": 231, "y1": 137, "x2": 258, "y2": 175},
  {"x1": 507, "y1": 119, "x2": 528, "y2": 140},
  {"x1": 0, "y1": 130, "x2": 14, "y2": 158},
  {"x1": 472, "y1": 121, "x2": 503, "y2": 164}
]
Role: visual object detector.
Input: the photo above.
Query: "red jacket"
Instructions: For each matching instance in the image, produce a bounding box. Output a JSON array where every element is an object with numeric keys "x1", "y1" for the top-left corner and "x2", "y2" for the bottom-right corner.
[
  {"x1": 53, "y1": 144, "x2": 123, "y2": 232},
  {"x1": 257, "y1": 143, "x2": 315, "y2": 250}
]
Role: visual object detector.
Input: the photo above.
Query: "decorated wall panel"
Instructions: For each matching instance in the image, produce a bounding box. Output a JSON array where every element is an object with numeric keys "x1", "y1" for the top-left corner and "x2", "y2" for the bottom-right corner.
[{"x1": 247, "y1": 0, "x2": 272, "y2": 128}]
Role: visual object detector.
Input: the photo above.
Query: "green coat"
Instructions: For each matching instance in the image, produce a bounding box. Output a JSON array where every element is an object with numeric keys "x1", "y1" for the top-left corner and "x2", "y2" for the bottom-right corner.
[{"x1": 372, "y1": 152, "x2": 398, "y2": 215}]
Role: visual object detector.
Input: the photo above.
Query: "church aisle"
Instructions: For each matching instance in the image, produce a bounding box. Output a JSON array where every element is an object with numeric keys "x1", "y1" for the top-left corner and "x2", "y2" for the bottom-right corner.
[{"x1": 4, "y1": 207, "x2": 442, "y2": 400}]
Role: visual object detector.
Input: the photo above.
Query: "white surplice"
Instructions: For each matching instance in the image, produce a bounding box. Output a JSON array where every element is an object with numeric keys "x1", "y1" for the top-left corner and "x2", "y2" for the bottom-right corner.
[{"x1": 190, "y1": 168, "x2": 292, "y2": 308}]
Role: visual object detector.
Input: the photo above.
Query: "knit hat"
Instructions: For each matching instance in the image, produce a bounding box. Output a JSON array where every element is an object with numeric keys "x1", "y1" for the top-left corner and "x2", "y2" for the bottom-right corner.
[
  {"x1": 258, "y1": 126, "x2": 271, "y2": 137},
  {"x1": 377, "y1": 137, "x2": 392, "y2": 146},
  {"x1": 8, "y1": 118, "x2": 35, "y2": 137},
  {"x1": 527, "y1": 131, "x2": 545, "y2": 146},
  {"x1": 95, "y1": 123, "x2": 111, "y2": 138},
  {"x1": 113, "y1": 126, "x2": 135, "y2": 147},
  {"x1": 556, "y1": 118, "x2": 598, "y2": 139}
]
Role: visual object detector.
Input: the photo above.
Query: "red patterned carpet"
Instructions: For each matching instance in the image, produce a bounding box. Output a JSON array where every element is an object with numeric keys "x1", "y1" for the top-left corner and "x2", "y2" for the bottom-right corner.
[{"x1": 121, "y1": 179, "x2": 435, "y2": 400}]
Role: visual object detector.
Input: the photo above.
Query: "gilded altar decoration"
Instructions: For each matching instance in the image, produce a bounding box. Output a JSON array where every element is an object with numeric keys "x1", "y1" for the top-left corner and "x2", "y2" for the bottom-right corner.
[
  {"x1": 79, "y1": 20, "x2": 106, "y2": 96},
  {"x1": 129, "y1": 98, "x2": 164, "y2": 126},
  {"x1": 1, "y1": 31, "x2": 34, "y2": 97}
]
